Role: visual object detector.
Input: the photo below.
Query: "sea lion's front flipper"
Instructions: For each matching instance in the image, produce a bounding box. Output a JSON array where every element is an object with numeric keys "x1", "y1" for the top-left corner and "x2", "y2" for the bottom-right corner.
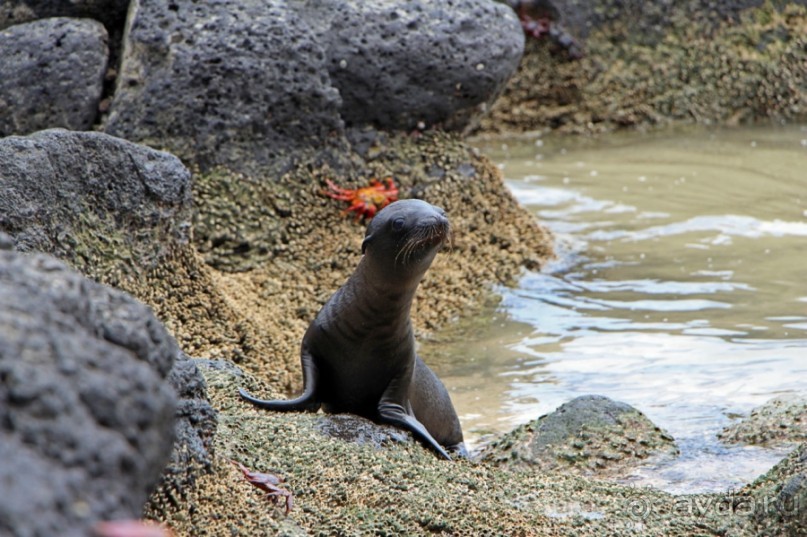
[
  {"x1": 238, "y1": 346, "x2": 321, "y2": 411},
  {"x1": 378, "y1": 373, "x2": 452, "y2": 460},
  {"x1": 378, "y1": 401, "x2": 452, "y2": 460}
]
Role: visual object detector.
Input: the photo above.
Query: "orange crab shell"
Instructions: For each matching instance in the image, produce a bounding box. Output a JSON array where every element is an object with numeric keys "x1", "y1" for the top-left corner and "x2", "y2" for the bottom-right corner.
[{"x1": 323, "y1": 177, "x2": 399, "y2": 221}]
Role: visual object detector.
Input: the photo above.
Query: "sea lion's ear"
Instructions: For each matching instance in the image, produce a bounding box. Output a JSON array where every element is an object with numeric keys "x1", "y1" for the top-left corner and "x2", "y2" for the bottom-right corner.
[{"x1": 361, "y1": 233, "x2": 372, "y2": 254}]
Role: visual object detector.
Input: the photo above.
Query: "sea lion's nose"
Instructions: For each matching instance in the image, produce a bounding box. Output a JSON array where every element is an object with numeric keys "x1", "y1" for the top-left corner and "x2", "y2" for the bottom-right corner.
[{"x1": 430, "y1": 214, "x2": 449, "y2": 228}]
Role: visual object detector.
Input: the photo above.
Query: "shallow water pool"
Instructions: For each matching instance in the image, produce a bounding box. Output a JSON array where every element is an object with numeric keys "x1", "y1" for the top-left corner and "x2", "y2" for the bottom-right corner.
[{"x1": 426, "y1": 125, "x2": 807, "y2": 493}]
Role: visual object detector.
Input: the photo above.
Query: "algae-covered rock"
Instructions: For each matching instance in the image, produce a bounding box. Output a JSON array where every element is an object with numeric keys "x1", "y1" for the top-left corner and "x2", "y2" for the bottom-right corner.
[
  {"x1": 481, "y1": 395, "x2": 679, "y2": 475},
  {"x1": 741, "y1": 442, "x2": 807, "y2": 536},
  {"x1": 0, "y1": 250, "x2": 177, "y2": 537},
  {"x1": 481, "y1": 1, "x2": 807, "y2": 134},
  {"x1": 143, "y1": 359, "x2": 793, "y2": 536},
  {"x1": 719, "y1": 394, "x2": 807, "y2": 447},
  {"x1": 187, "y1": 130, "x2": 553, "y2": 394},
  {"x1": 0, "y1": 128, "x2": 191, "y2": 285},
  {"x1": 0, "y1": 17, "x2": 108, "y2": 136}
]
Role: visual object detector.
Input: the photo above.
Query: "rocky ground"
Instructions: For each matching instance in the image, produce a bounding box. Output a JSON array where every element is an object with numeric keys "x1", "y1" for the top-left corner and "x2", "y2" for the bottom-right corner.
[{"x1": 1, "y1": 0, "x2": 805, "y2": 535}]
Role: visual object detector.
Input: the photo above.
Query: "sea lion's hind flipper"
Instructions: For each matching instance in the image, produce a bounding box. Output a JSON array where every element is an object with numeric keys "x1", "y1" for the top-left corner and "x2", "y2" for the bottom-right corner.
[
  {"x1": 237, "y1": 388, "x2": 320, "y2": 411},
  {"x1": 238, "y1": 347, "x2": 321, "y2": 412},
  {"x1": 377, "y1": 401, "x2": 452, "y2": 460}
]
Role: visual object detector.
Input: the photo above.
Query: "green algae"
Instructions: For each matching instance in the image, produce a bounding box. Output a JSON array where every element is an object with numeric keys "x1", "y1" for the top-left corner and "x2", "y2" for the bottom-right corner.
[{"x1": 480, "y1": 2, "x2": 807, "y2": 135}]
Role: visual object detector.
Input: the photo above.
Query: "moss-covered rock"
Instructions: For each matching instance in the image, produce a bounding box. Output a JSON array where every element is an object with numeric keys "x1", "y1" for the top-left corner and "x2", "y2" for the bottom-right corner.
[
  {"x1": 480, "y1": 395, "x2": 679, "y2": 475},
  {"x1": 184, "y1": 130, "x2": 553, "y2": 392},
  {"x1": 719, "y1": 394, "x2": 807, "y2": 447},
  {"x1": 0, "y1": 129, "x2": 192, "y2": 287},
  {"x1": 741, "y1": 442, "x2": 806, "y2": 536}
]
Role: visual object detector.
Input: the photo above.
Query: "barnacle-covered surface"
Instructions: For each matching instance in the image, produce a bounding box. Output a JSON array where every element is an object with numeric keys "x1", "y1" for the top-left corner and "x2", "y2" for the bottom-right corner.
[{"x1": 480, "y1": 3, "x2": 807, "y2": 135}]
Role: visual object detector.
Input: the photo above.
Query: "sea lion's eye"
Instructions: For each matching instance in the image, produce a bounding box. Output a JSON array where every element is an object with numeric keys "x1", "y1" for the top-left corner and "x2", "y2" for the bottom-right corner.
[{"x1": 392, "y1": 218, "x2": 405, "y2": 232}]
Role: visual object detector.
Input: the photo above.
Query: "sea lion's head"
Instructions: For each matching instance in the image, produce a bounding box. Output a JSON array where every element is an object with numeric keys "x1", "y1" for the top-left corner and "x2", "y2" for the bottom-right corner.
[{"x1": 361, "y1": 199, "x2": 451, "y2": 280}]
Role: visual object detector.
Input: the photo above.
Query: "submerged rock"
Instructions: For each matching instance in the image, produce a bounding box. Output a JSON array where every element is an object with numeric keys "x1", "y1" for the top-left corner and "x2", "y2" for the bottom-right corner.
[
  {"x1": 0, "y1": 250, "x2": 177, "y2": 537},
  {"x1": 719, "y1": 394, "x2": 807, "y2": 447},
  {"x1": 0, "y1": 17, "x2": 108, "y2": 136},
  {"x1": 480, "y1": 395, "x2": 679, "y2": 475}
]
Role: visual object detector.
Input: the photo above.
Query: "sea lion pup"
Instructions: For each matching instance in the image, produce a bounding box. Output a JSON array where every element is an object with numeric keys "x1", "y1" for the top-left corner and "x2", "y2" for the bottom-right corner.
[{"x1": 239, "y1": 199, "x2": 466, "y2": 460}]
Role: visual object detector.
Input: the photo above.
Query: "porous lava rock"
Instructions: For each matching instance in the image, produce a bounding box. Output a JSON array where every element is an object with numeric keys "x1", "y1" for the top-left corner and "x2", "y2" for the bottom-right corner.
[
  {"x1": 104, "y1": 0, "x2": 524, "y2": 172},
  {"x1": 104, "y1": 0, "x2": 345, "y2": 173},
  {"x1": 0, "y1": 0, "x2": 130, "y2": 30},
  {"x1": 0, "y1": 250, "x2": 177, "y2": 537},
  {"x1": 157, "y1": 354, "x2": 218, "y2": 503},
  {"x1": 0, "y1": 17, "x2": 108, "y2": 136},
  {"x1": 318, "y1": 0, "x2": 523, "y2": 131},
  {"x1": 0, "y1": 128, "x2": 191, "y2": 283}
]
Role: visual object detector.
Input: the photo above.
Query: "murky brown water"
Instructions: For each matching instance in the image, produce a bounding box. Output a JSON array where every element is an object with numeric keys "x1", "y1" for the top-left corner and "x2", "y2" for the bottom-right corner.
[{"x1": 423, "y1": 125, "x2": 807, "y2": 493}]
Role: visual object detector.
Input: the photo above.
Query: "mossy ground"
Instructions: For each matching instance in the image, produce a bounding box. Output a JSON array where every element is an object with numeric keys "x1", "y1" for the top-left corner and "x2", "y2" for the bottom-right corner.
[
  {"x1": 478, "y1": 3, "x2": 807, "y2": 135},
  {"x1": 143, "y1": 363, "x2": 753, "y2": 536}
]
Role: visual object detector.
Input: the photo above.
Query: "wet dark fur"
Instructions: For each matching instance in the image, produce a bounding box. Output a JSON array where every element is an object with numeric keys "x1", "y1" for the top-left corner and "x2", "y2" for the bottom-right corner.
[{"x1": 240, "y1": 200, "x2": 465, "y2": 459}]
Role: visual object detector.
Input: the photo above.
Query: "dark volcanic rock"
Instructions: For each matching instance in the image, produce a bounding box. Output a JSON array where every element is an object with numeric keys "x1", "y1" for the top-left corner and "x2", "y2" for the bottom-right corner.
[
  {"x1": 158, "y1": 354, "x2": 218, "y2": 500},
  {"x1": 0, "y1": 129, "x2": 191, "y2": 282},
  {"x1": 481, "y1": 395, "x2": 679, "y2": 474},
  {"x1": 318, "y1": 0, "x2": 523, "y2": 131},
  {"x1": 104, "y1": 0, "x2": 345, "y2": 173},
  {"x1": 104, "y1": 0, "x2": 524, "y2": 172},
  {"x1": 0, "y1": 17, "x2": 108, "y2": 136},
  {"x1": 0, "y1": 0, "x2": 130, "y2": 30},
  {"x1": 0, "y1": 250, "x2": 177, "y2": 537}
]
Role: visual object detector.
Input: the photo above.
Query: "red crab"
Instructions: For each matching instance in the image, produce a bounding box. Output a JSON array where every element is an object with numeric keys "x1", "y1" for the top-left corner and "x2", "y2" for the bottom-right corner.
[
  {"x1": 232, "y1": 460, "x2": 294, "y2": 515},
  {"x1": 323, "y1": 177, "x2": 399, "y2": 221},
  {"x1": 513, "y1": 0, "x2": 583, "y2": 59}
]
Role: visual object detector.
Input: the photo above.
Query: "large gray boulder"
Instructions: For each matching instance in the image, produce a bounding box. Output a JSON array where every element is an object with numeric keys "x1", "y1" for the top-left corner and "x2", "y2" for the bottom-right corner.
[
  {"x1": 104, "y1": 0, "x2": 345, "y2": 172},
  {"x1": 104, "y1": 0, "x2": 523, "y2": 172},
  {"x1": 0, "y1": 250, "x2": 177, "y2": 537},
  {"x1": 318, "y1": 0, "x2": 523, "y2": 131},
  {"x1": 0, "y1": 129, "x2": 191, "y2": 282},
  {"x1": 0, "y1": 17, "x2": 108, "y2": 136}
]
